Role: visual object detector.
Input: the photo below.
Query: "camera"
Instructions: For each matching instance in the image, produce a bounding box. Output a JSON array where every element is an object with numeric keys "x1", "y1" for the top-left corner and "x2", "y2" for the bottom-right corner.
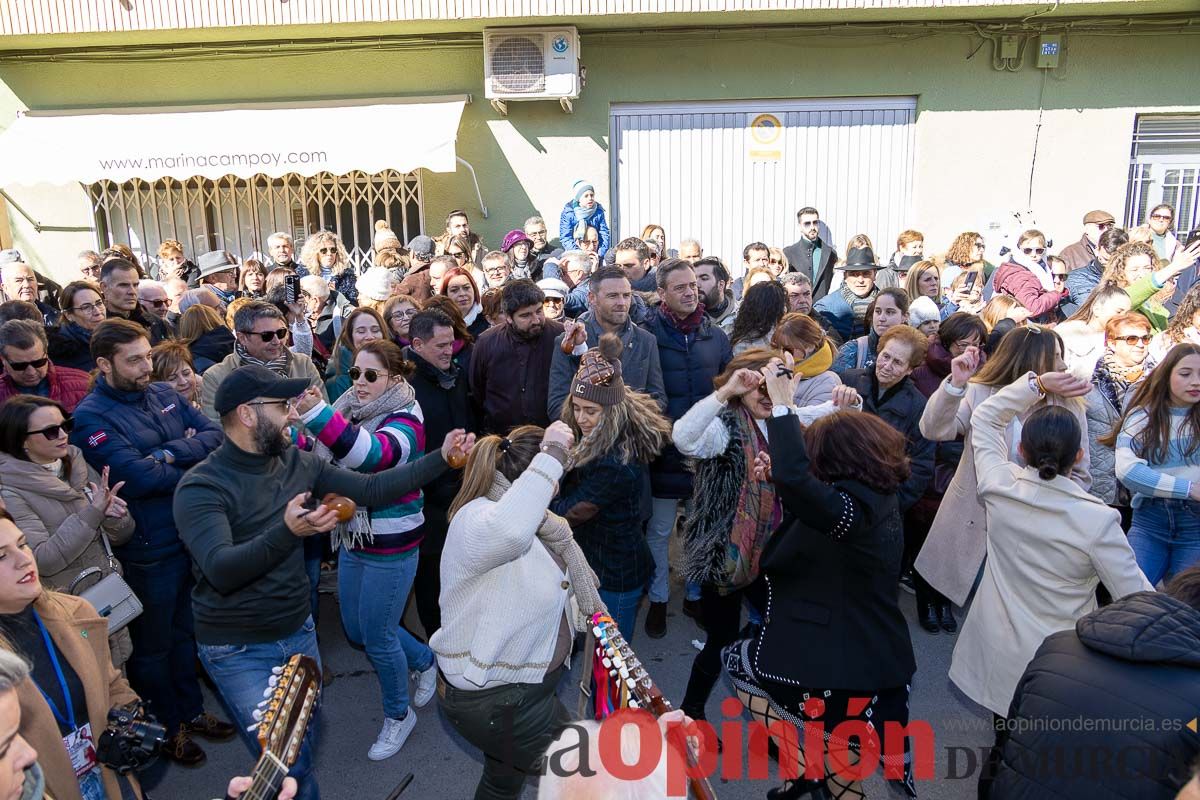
[{"x1": 96, "y1": 703, "x2": 166, "y2": 774}]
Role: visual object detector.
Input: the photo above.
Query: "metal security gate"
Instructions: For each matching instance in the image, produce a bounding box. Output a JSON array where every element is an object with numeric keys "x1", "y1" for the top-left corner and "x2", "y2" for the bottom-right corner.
[
  {"x1": 88, "y1": 170, "x2": 424, "y2": 272},
  {"x1": 1125, "y1": 114, "x2": 1200, "y2": 239},
  {"x1": 611, "y1": 97, "x2": 916, "y2": 274}
]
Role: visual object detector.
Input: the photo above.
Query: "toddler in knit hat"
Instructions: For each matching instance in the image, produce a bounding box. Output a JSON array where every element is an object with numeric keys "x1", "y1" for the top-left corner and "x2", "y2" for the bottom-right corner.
[
  {"x1": 558, "y1": 178, "x2": 611, "y2": 259},
  {"x1": 908, "y1": 296, "x2": 942, "y2": 336}
]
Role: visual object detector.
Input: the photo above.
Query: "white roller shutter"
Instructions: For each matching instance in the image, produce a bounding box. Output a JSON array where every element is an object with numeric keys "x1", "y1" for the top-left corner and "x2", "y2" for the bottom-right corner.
[{"x1": 610, "y1": 97, "x2": 917, "y2": 275}]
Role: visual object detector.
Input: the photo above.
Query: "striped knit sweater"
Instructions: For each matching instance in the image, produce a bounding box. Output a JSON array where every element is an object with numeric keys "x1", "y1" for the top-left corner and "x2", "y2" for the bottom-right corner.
[
  {"x1": 1115, "y1": 406, "x2": 1200, "y2": 507},
  {"x1": 300, "y1": 399, "x2": 426, "y2": 557}
]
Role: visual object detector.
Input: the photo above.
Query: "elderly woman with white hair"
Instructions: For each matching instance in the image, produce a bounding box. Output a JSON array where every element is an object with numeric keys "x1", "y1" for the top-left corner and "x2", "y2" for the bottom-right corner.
[{"x1": 300, "y1": 274, "x2": 354, "y2": 355}]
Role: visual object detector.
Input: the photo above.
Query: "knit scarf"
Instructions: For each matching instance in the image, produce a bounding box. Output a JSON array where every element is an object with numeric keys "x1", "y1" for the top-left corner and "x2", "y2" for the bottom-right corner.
[
  {"x1": 572, "y1": 201, "x2": 598, "y2": 226},
  {"x1": 485, "y1": 471, "x2": 605, "y2": 632},
  {"x1": 311, "y1": 379, "x2": 418, "y2": 550},
  {"x1": 684, "y1": 404, "x2": 780, "y2": 592},
  {"x1": 660, "y1": 303, "x2": 706, "y2": 336},
  {"x1": 796, "y1": 339, "x2": 835, "y2": 378},
  {"x1": 235, "y1": 341, "x2": 289, "y2": 376},
  {"x1": 1099, "y1": 352, "x2": 1143, "y2": 398},
  {"x1": 840, "y1": 282, "x2": 878, "y2": 336}
]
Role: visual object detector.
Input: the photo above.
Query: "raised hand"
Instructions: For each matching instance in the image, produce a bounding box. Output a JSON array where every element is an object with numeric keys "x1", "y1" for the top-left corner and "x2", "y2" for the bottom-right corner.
[
  {"x1": 294, "y1": 386, "x2": 324, "y2": 416},
  {"x1": 831, "y1": 385, "x2": 862, "y2": 410},
  {"x1": 715, "y1": 368, "x2": 762, "y2": 404},
  {"x1": 949, "y1": 345, "x2": 982, "y2": 389},
  {"x1": 542, "y1": 420, "x2": 576, "y2": 451},
  {"x1": 440, "y1": 429, "x2": 476, "y2": 462},
  {"x1": 285, "y1": 493, "x2": 338, "y2": 537},
  {"x1": 1037, "y1": 371, "x2": 1092, "y2": 399},
  {"x1": 760, "y1": 352, "x2": 800, "y2": 408}
]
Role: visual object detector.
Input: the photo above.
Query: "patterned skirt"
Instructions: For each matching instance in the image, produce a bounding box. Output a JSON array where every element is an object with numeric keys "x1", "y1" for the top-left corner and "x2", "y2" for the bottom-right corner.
[{"x1": 722, "y1": 638, "x2": 918, "y2": 798}]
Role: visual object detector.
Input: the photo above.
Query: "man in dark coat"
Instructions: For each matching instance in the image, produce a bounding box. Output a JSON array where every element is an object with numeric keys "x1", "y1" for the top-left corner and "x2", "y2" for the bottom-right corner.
[
  {"x1": 469, "y1": 279, "x2": 563, "y2": 434},
  {"x1": 100, "y1": 259, "x2": 172, "y2": 345},
  {"x1": 639, "y1": 258, "x2": 732, "y2": 638},
  {"x1": 69, "y1": 319, "x2": 227, "y2": 765},
  {"x1": 404, "y1": 308, "x2": 477, "y2": 637},
  {"x1": 1057, "y1": 209, "x2": 1115, "y2": 272},
  {"x1": 782, "y1": 206, "x2": 838, "y2": 301},
  {"x1": 987, "y1": 567, "x2": 1200, "y2": 800}
]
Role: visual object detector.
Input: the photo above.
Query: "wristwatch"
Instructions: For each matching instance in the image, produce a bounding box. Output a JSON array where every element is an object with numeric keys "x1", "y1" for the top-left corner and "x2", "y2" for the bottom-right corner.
[{"x1": 771, "y1": 404, "x2": 794, "y2": 418}]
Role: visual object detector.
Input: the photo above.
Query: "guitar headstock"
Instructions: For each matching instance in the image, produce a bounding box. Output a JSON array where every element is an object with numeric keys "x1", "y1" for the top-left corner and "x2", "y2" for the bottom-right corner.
[
  {"x1": 256, "y1": 654, "x2": 320, "y2": 768},
  {"x1": 592, "y1": 614, "x2": 670, "y2": 716}
]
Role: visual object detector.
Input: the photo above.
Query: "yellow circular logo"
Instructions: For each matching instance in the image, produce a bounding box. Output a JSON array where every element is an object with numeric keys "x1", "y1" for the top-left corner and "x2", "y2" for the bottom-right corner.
[{"x1": 750, "y1": 113, "x2": 782, "y2": 145}]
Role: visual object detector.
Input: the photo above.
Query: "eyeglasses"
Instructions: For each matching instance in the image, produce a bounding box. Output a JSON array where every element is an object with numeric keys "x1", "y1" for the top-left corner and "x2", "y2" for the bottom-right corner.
[
  {"x1": 973, "y1": 241, "x2": 985, "y2": 249},
  {"x1": 349, "y1": 367, "x2": 390, "y2": 383},
  {"x1": 146, "y1": 298, "x2": 170, "y2": 308},
  {"x1": 1150, "y1": 213, "x2": 1173, "y2": 222},
  {"x1": 448, "y1": 251, "x2": 468, "y2": 261},
  {"x1": 247, "y1": 399, "x2": 295, "y2": 409},
  {"x1": 247, "y1": 328, "x2": 288, "y2": 342},
  {"x1": 71, "y1": 301, "x2": 104, "y2": 315},
  {"x1": 1113, "y1": 334, "x2": 1153, "y2": 346},
  {"x1": 801, "y1": 221, "x2": 820, "y2": 228},
  {"x1": 5, "y1": 357, "x2": 47, "y2": 372},
  {"x1": 1021, "y1": 247, "x2": 1047, "y2": 256},
  {"x1": 389, "y1": 309, "x2": 417, "y2": 320},
  {"x1": 27, "y1": 418, "x2": 73, "y2": 440},
  {"x1": 769, "y1": 259, "x2": 783, "y2": 265},
  {"x1": 318, "y1": 247, "x2": 338, "y2": 255}
]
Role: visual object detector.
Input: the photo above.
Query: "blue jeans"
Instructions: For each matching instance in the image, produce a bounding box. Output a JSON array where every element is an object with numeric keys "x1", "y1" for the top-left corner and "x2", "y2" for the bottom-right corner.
[
  {"x1": 304, "y1": 536, "x2": 323, "y2": 624},
  {"x1": 120, "y1": 551, "x2": 203, "y2": 734},
  {"x1": 197, "y1": 618, "x2": 322, "y2": 800},
  {"x1": 1128, "y1": 498, "x2": 1200, "y2": 585},
  {"x1": 646, "y1": 498, "x2": 678, "y2": 603},
  {"x1": 599, "y1": 587, "x2": 645, "y2": 643},
  {"x1": 339, "y1": 548, "x2": 432, "y2": 719}
]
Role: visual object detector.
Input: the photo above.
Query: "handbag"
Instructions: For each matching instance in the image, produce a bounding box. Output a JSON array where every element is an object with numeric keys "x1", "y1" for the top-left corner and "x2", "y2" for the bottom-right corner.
[{"x1": 68, "y1": 531, "x2": 142, "y2": 634}]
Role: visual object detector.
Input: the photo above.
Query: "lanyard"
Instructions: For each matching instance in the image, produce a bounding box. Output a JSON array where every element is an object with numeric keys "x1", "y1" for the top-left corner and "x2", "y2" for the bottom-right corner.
[{"x1": 31, "y1": 610, "x2": 77, "y2": 730}]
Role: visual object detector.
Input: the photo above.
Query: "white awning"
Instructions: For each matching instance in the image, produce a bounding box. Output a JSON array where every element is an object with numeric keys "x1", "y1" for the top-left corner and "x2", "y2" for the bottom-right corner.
[{"x1": 0, "y1": 96, "x2": 468, "y2": 185}]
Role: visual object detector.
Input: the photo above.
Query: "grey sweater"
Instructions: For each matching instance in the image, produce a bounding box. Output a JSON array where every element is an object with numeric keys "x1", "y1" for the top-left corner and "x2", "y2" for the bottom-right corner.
[{"x1": 174, "y1": 439, "x2": 447, "y2": 644}]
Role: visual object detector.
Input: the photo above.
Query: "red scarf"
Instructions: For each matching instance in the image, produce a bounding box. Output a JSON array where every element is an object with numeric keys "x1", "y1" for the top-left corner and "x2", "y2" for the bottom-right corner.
[{"x1": 660, "y1": 302, "x2": 706, "y2": 335}]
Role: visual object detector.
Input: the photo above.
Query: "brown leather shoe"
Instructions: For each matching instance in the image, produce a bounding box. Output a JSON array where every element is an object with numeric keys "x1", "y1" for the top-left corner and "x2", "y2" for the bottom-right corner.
[
  {"x1": 163, "y1": 731, "x2": 206, "y2": 767},
  {"x1": 645, "y1": 601, "x2": 668, "y2": 639},
  {"x1": 184, "y1": 712, "x2": 237, "y2": 741}
]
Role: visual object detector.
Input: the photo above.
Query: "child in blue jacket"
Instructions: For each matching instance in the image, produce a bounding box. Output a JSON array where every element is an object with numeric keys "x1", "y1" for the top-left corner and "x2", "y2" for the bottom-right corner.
[{"x1": 559, "y1": 179, "x2": 611, "y2": 259}]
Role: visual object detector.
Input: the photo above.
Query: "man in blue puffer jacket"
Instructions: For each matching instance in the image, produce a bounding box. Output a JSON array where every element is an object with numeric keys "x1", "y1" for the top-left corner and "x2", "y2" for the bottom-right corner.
[{"x1": 70, "y1": 319, "x2": 230, "y2": 765}]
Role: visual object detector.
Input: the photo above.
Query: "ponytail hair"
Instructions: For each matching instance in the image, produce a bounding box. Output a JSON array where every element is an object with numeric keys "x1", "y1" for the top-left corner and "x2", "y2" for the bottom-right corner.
[
  {"x1": 448, "y1": 425, "x2": 543, "y2": 520},
  {"x1": 1021, "y1": 406, "x2": 1081, "y2": 481}
]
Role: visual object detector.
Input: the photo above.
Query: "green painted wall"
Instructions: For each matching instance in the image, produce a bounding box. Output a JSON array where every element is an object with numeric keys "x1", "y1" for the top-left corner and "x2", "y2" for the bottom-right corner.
[{"x1": 0, "y1": 22, "x2": 1197, "y2": 260}]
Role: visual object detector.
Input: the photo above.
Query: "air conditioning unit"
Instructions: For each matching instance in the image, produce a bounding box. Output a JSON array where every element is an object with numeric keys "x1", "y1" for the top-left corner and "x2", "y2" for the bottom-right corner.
[{"x1": 484, "y1": 27, "x2": 582, "y2": 114}]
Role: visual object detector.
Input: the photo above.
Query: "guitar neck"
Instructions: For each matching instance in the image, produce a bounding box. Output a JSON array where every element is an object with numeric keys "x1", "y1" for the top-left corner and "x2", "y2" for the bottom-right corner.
[{"x1": 242, "y1": 750, "x2": 290, "y2": 800}]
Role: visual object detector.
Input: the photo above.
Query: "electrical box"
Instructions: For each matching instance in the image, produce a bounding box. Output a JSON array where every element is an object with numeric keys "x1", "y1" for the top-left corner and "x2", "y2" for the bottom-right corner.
[
  {"x1": 1000, "y1": 35, "x2": 1020, "y2": 61},
  {"x1": 1037, "y1": 35, "x2": 1061, "y2": 69}
]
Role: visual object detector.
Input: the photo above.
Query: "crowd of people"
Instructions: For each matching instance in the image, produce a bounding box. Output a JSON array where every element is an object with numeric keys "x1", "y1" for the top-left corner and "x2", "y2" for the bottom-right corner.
[{"x1": 0, "y1": 195, "x2": 1197, "y2": 800}]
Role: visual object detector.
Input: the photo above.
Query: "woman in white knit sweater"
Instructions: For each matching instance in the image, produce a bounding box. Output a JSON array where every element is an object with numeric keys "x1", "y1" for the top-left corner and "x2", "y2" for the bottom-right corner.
[{"x1": 430, "y1": 420, "x2": 604, "y2": 800}]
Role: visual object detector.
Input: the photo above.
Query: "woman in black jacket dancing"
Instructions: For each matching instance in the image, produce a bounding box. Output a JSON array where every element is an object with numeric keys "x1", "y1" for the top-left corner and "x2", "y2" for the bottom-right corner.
[{"x1": 722, "y1": 360, "x2": 918, "y2": 799}]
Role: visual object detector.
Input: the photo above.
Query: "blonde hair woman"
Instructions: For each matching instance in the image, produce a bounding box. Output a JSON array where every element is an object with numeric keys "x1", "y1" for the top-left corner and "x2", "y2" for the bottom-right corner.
[{"x1": 300, "y1": 231, "x2": 359, "y2": 305}]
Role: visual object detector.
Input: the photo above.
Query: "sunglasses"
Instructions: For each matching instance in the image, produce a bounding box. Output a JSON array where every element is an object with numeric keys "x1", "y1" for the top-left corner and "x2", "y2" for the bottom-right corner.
[
  {"x1": 1052, "y1": 273, "x2": 1068, "y2": 280},
  {"x1": 449, "y1": 251, "x2": 468, "y2": 260},
  {"x1": 248, "y1": 328, "x2": 288, "y2": 342},
  {"x1": 801, "y1": 221, "x2": 820, "y2": 228},
  {"x1": 769, "y1": 259, "x2": 783, "y2": 265},
  {"x1": 973, "y1": 241, "x2": 985, "y2": 249},
  {"x1": 1150, "y1": 213, "x2": 1173, "y2": 222},
  {"x1": 544, "y1": 297, "x2": 564, "y2": 305},
  {"x1": 755, "y1": 382, "x2": 770, "y2": 397},
  {"x1": 318, "y1": 247, "x2": 338, "y2": 255},
  {"x1": 27, "y1": 418, "x2": 73, "y2": 440},
  {"x1": 1113, "y1": 334, "x2": 1153, "y2": 346},
  {"x1": 146, "y1": 298, "x2": 170, "y2": 308},
  {"x1": 1021, "y1": 247, "x2": 1046, "y2": 256},
  {"x1": 5, "y1": 357, "x2": 48, "y2": 372},
  {"x1": 349, "y1": 367, "x2": 390, "y2": 383},
  {"x1": 1096, "y1": 222, "x2": 1114, "y2": 231}
]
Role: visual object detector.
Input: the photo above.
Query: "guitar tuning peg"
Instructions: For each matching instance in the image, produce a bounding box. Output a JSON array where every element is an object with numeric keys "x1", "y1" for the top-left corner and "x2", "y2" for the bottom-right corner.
[
  {"x1": 267, "y1": 676, "x2": 279, "y2": 688},
  {"x1": 272, "y1": 666, "x2": 284, "y2": 674},
  {"x1": 257, "y1": 699, "x2": 270, "y2": 709},
  {"x1": 262, "y1": 687, "x2": 274, "y2": 698},
  {"x1": 246, "y1": 722, "x2": 260, "y2": 733},
  {"x1": 252, "y1": 709, "x2": 263, "y2": 721}
]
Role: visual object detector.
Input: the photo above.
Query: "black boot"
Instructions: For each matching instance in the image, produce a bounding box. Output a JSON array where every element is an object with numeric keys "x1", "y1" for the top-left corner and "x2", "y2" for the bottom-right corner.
[
  {"x1": 938, "y1": 602, "x2": 958, "y2": 634},
  {"x1": 766, "y1": 778, "x2": 835, "y2": 799},
  {"x1": 918, "y1": 599, "x2": 940, "y2": 633}
]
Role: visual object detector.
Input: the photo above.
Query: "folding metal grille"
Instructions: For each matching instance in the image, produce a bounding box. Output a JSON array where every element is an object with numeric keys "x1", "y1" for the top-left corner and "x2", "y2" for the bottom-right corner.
[{"x1": 87, "y1": 170, "x2": 424, "y2": 273}]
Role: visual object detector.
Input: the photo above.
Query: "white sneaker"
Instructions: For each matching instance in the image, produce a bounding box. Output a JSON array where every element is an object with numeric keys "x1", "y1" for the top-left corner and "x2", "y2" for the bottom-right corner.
[
  {"x1": 367, "y1": 711, "x2": 417, "y2": 761},
  {"x1": 412, "y1": 664, "x2": 437, "y2": 708}
]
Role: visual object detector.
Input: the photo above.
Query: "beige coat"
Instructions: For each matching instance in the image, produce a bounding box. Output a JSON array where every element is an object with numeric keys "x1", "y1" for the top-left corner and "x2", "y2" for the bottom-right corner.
[
  {"x1": 199, "y1": 348, "x2": 325, "y2": 421},
  {"x1": 948, "y1": 378, "x2": 1152, "y2": 715},
  {"x1": 914, "y1": 376, "x2": 1091, "y2": 606},
  {"x1": 0, "y1": 447, "x2": 135, "y2": 666},
  {"x1": 17, "y1": 592, "x2": 142, "y2": 800}
]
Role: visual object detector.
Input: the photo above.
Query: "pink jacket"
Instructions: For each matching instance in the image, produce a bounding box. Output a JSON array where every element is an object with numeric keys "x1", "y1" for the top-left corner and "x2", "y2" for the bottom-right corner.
[{"x1": 992, "y1": 260, "x2": 1065, "y2": 321}]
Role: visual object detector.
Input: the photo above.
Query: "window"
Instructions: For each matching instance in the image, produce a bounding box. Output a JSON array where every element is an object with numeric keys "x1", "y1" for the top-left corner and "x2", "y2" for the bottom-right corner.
[
  {"x1": 88, "y1": 170, "x2": 423, "y2": 273},
  {"x1": 1126, "y1": 114, "x2": 1200, "y2": 238}
]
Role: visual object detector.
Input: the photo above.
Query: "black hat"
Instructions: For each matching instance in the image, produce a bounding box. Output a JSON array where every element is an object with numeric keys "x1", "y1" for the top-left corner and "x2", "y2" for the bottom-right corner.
[
  {"x1": 896, "y1": 254, "x2": 922, "y2": 272},
  {"x1": 837, "y1": 246, "x2": 881, "y2": 271},
  {"x1": 214, "y1": 364, "x2": 310, "y2": 417}
]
